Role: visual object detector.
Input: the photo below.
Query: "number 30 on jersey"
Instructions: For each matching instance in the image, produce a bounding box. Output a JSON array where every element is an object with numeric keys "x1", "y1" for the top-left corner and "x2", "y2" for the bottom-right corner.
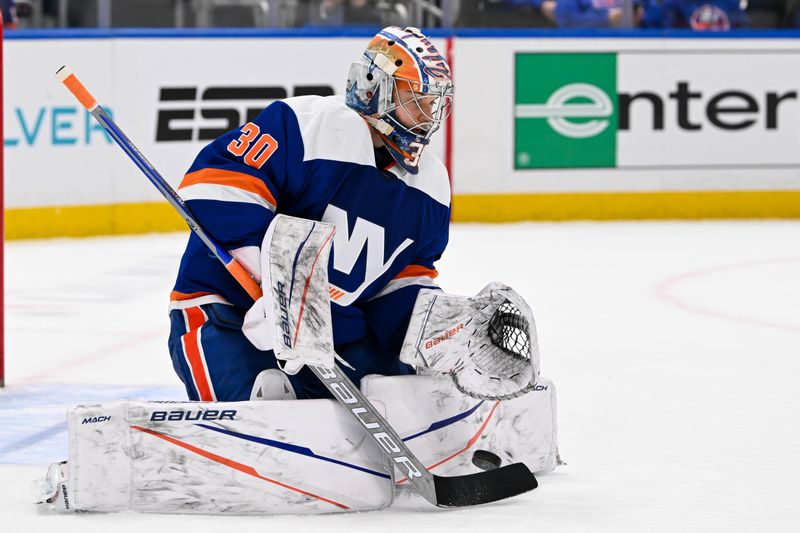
[{"x1": 227, "y1": 122, "x2": 278, "y2": 170}]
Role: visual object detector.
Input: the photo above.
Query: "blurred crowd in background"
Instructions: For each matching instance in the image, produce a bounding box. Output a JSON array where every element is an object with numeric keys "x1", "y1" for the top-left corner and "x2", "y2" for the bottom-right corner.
[{"x1": 2, "y1": 0, "x2": 800, "y2": 31}]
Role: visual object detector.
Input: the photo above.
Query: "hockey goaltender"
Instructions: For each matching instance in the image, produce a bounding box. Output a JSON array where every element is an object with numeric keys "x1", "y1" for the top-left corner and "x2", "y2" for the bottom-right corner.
[{"x1": 36, "y1": 26, "x2": 560, "y2": 514}]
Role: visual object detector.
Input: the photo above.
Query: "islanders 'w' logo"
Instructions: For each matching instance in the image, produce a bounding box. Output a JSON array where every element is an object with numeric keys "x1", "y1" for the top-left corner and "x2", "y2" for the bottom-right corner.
[{"x1": 322, "y1": 205, "x2": 413, "y2": 306}]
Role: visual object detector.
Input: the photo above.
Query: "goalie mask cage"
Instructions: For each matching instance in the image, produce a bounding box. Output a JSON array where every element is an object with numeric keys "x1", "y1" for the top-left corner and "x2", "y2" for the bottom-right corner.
[{"x1": 1, "y1": 12, "x2": 5, "y2": 388}]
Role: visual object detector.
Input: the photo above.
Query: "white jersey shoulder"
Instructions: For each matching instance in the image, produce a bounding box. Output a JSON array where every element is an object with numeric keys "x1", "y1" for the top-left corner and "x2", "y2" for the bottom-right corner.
[
  {"x1": 283, "y1": 95, "x2": 375, "y2": 167},
  {"x1": 283, "y1": 95, "x2": 450, "y2": 208},
  {"x1": 388, "y1": 149, "x2": 451, "y2": 208}
]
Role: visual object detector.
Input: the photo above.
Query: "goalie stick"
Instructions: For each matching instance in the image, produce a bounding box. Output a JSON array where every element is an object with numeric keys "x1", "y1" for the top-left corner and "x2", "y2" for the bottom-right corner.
[{"x1": 56, "y1": 65, "x2": 538, "y2": 508}]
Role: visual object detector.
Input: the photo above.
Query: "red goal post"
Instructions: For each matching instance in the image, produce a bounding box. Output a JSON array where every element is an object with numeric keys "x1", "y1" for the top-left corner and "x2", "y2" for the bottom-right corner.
[{"x1": 1, "y1": 11, "x2": 5, "y2": 388}]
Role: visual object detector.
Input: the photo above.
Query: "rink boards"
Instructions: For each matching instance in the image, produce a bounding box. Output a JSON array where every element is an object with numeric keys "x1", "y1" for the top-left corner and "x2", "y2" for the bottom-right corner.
[{"x1": 4, "y1": 30, "x2": 800, "y2": 237}]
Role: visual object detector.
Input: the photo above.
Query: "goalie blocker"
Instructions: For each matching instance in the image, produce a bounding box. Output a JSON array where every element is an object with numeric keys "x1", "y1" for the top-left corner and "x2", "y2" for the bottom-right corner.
[{"x1": 34, "y1": 373, "x2": 558, "y2": 514}]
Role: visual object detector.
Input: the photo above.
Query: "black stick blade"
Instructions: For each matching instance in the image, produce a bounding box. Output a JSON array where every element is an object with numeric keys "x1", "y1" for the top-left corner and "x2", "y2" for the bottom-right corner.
[{"x1": 433, "y1": 462, "x2": 538, "y2": 507}]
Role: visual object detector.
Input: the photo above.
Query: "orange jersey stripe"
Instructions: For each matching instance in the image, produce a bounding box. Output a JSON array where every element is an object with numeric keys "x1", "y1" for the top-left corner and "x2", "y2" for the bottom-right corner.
[
  {"x1": 183, "y1": 307, "x2": 214, "y2": 401},
  {"x1": 170, "y1": 290, "x2": 213, "y2": 301},
  {"x1": 179, "y1": 168, "x2": 277, "y2": 207},
  {"x1": 394, "y1": 265, "x2": 438, "y2": 280}
]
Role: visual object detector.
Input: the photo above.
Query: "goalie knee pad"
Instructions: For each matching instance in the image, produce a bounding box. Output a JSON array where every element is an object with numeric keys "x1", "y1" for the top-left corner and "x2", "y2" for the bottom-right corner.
[{"x1": 250, "y1": 368, "x2": 297, "y2": 401}]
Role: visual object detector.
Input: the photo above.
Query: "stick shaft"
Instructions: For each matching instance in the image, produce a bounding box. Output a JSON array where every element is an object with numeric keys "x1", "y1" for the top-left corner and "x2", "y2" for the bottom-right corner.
[{"x1": 56, "y1": 66, "x2": 262, "y2": 301}]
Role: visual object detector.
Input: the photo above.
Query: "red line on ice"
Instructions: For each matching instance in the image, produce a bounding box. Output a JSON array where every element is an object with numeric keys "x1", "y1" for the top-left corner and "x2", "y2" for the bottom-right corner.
[
  {"x1": 653, "y1": 256, "x2": 800, "y2": 333},
  {"x1": 14, "y1": 330, "x2": 163, "y2": 385}
]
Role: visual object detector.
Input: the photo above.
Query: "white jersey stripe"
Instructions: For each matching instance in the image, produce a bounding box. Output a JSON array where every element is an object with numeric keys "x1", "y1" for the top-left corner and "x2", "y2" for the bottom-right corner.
[
  {"x1": 181, "y1": 308, "x2": 191, "y2": 334},
  {"x1": 368, "y1": 276, "x2": 439, "y2": 300},
  {"x1": 180, "y1": 183, "x2": 277, "y2": 211},
  {"x1": 194, "y1": 325, "x2": 217, "y2": 402},
  {"x1": 169, "y1": 294, "x2": 231, "y2": 312},
  {"x1": 179, "y1": 335, "x2": 199, "y2": 399},
  {"x1": 180, "y1": 307, "x2": 216, "y2": 401}
]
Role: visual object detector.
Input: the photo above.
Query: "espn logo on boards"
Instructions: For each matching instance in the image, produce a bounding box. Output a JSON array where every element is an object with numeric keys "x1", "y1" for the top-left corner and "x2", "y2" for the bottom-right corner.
[
  {"x1": 156, "y1": 85, "x2": 335, "y2": 142},
  {"x1": 514, "y1": 52, "x2": 798, "y2": 169}
]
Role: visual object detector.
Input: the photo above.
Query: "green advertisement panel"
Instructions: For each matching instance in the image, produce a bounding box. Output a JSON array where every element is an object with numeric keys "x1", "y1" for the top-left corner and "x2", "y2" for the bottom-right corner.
[{"x1": 515, "y1": 53, "x2": 618, "y2": 169}]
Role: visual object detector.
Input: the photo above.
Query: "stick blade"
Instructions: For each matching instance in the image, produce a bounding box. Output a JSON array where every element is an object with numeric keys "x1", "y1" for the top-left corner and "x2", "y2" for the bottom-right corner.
[{"x1": 433, "y1": 463, "x2": 537, "y2": 508}]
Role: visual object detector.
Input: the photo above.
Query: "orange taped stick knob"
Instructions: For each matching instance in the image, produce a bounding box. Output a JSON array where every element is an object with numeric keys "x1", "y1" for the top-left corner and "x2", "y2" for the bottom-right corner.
[
  {"x1": 55, "y1": 66, "x2": 98, "y2": 111},
  {"x1": 226, "y1": 260, "x2": 263, "y2": 301}
]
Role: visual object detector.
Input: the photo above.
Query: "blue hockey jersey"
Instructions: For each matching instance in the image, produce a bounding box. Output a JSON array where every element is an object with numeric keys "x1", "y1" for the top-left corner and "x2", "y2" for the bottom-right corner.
[{"x1": 170, "y1": 95, "x2": 451, "y2": 354}]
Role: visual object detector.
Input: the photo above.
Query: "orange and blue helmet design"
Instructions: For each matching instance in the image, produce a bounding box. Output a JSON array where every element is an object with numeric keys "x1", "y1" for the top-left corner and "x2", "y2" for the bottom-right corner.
[{"x1": 346, "y1": 26, "x2": 454, "y2": 174}]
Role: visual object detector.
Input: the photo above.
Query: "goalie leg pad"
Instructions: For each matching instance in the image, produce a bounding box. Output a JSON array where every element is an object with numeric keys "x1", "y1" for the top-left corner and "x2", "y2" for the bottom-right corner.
[
  {"x1": 58, "y1": 399, "x2": 394, "y2": 514},
  {"x1": 361, "y1": 374, "x2": 560, "y2": 477}
]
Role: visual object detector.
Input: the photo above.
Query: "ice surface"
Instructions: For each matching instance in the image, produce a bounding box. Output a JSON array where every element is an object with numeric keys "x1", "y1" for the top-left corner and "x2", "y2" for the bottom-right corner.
[{"x1": 2, "y1": 221, "x2": 799, "y2": 531}]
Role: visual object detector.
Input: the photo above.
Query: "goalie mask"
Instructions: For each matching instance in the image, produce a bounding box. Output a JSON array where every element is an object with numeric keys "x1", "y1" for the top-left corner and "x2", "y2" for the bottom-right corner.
[{"x1": 346, "y1": 26, "x2": 454, "y2": 175}]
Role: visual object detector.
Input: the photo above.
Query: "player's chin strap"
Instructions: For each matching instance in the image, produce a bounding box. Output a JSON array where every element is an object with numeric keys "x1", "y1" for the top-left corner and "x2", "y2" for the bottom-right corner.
[
  {"x1": 365, "y1": 115, "x2": 394, "y2": 136},
  {"x1": 363, "y1": 116, "x2": 420, "y2": 164},
  {"x1": 399, "y1": 282, "x2": 540, "y2": 401}
]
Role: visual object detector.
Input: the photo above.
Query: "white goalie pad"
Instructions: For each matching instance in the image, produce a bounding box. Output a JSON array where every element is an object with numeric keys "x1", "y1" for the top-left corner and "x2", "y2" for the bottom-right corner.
[
  {"x1": 57, "y1": 399, "x2": 393, "y2": 514},
  {"x1": 361, "y1": 374, "x2": 560, "y2": 478},
  {"x1": 400, "y1": 282, "x2": 540, "y2": 400}
]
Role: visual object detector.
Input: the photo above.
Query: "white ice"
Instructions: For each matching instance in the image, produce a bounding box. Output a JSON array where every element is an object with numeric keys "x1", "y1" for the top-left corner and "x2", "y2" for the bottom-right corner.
[{"x1": 2, "y1": 221, "x2": 799, "y2": 532}]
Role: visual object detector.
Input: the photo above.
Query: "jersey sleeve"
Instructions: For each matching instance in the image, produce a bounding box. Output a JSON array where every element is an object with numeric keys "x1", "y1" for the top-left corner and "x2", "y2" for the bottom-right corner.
[
  {"x1": 177, "y1": 100, "x2": 306, "y2": 250},
  {"x1": 360, "y1": 211, "x2": 450, "y2": 355}
]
